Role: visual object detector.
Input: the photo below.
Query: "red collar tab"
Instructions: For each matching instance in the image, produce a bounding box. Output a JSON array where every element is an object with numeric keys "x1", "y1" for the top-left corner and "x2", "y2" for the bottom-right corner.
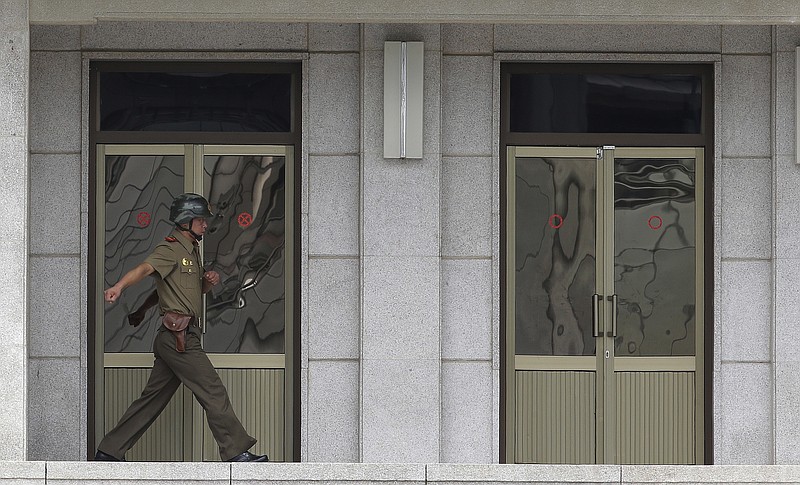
[{"x1": 165, "y1": 236, "x2": 178, "y2": 242}]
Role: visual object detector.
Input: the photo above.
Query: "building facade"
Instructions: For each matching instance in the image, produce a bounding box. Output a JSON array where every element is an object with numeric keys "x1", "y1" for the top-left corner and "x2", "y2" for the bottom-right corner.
[{"x1": 2, "y1": 0, "x2": 800, "y2": 465}]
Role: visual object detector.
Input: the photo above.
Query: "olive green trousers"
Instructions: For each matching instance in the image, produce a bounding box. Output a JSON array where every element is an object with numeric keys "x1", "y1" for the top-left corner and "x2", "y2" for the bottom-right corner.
[{"x1": 97, "y1": 327, "x2": 256, "y2": 461}]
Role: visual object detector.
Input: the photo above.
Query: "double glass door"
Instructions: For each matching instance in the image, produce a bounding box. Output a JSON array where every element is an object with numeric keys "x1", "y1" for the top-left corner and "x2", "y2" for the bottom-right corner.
[
  {"x1": 506, "y1": 146, "x2": 704, "y2": 464},
  {"x1": 95, "y1": 144, "x2": 294, "y2": 461}
]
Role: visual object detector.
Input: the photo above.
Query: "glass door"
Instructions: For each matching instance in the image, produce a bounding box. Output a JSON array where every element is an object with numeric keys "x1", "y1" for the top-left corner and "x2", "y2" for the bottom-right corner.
[
  {"x1": 506, "y1": 146, "x2": 704, "y2": 464},
  {"x1": 95, "y1": 144, "x2": 294, "y2": 462},
  {"x1": 507, "y1": 147, "x2": 602, "y2": 464},
  {"x1": 98, "y1": 145, "x2": 188, "y2": 461},
  {"x1": 196, "y1": 145, "x2": 293, "y2": 461},
  {"x1": 609, "y1": 147, "x2": 704, "y2": 464}
]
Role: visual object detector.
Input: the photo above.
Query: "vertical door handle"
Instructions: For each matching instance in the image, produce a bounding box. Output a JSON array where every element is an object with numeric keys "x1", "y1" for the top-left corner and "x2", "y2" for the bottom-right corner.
[
  {"x1": 610, "y1": 294, "x2": 618, "y2": 337},
  {"x1": 592, "y1": 294, "x2": 600, "y2": 337}
]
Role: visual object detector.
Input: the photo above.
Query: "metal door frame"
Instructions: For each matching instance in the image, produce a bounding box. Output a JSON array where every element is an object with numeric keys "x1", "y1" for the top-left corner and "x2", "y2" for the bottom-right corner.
[
  {"x1": 505, "y1": 145, "x2": 705, "y2": 464},
  {"x1": 94, "y1": 143, "x2": 294, "y2": 461}
]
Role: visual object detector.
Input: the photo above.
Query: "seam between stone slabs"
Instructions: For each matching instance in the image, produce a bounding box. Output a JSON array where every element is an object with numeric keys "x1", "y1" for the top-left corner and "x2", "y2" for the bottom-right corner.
[
  {"x1": 719, "y1": 359, "x2": 772, "y2": 364},
  {"x1": 30, "y1": 49, "x2": 81, "y2": 53},
  {"x1": 30, "y1": 150, "x2": 82, "y2": 155},
  {"x1": 308, "y1": 50, "x2": 361, "y2": 55},
  {"x1": 440, "y1": 256, "x2": 492, "y2": 261},
  {"x1": 308, "y1": 357, "x2": 360, "y2": 363},
  {"x1": 441, "y1": 358, "x2": 492, "y2": 363},
  {"x1": 441, "y1": 155, "x2": 493, "y2": 159},
  {"x1": 308, "y1": 255, "x2": 360, "y2": 260},
  {"x1": 721, "y1": 52, "x2": 773, "y2": 57},
  {"x1": 440, "y1": 153, "x2": 494, "y2": 159},
  {"x1": 29, "y1": 253, "x2": 82, "y2": 258},
  {"x1": 307, "y1": 152, "x2": 360, "y2": 157}
]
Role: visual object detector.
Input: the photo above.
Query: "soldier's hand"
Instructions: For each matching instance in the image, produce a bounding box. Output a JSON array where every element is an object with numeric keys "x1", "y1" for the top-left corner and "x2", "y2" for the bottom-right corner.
[
  {"x1": 203, "y1": 271, "x2": 221, "y2": 286},
  {"x1": 104, "y1": 287, "x2": 121, "y2": 303}
]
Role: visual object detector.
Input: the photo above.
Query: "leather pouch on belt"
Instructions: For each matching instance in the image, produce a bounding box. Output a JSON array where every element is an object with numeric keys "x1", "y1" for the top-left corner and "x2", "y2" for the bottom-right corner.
[{"x1": 162, "y1": 312, "x2": 193, "y2": 352}]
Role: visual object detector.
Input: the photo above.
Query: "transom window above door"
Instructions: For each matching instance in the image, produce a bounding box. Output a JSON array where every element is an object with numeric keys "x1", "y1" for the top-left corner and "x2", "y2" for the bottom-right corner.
[
  {"x1": 91, "y1": 61, "x2": 301, "y2": 140},
  {"x1": 501, "y1": 63, "x2": 713, "y2": 148}
]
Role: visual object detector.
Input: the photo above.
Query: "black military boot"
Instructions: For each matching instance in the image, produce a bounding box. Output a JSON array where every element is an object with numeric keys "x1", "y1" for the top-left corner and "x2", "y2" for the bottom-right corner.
[
  {"x1": 227, "y1": 450, "x2": 269, "y2": 462},
  {"x1": 94, "y1": 450, "x2": 125, "y2": 461}
]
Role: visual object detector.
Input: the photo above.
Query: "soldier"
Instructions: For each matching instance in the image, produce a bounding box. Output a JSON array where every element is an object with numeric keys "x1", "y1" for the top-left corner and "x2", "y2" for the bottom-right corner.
[{"x1": 95, "y1": 193, "x2": 268, "y2": 463}]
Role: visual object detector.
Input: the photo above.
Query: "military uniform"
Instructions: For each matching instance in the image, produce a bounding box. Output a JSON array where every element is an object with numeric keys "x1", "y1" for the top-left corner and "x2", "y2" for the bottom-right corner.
[{"x1": 97, "y1": 230, "x2": 256, "y2": 461}]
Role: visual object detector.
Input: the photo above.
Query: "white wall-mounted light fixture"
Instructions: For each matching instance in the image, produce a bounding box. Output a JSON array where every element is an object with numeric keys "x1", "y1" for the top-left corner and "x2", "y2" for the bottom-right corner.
[{"x1": 384, "y1": 41, "x2": 424, "y2": 159}]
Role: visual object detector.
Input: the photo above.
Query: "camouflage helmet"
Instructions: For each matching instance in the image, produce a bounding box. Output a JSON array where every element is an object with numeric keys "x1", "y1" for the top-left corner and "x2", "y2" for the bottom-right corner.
[{"x1": 169, "y1": 193, "x2": 213, "y2": 226}]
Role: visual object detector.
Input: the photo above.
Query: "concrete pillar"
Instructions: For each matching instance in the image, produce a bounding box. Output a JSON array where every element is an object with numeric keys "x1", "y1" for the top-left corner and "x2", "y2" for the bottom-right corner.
[
  {"x1": 27, "y1": 23, "x2": 82, "y2": 460},
  {"x1": 305, "y1": 23, "x2": 362, "y2": 462},
  {"x1": 773, "y1": 25, "x2": 800, "y2": 464},
  {"x1": 715, "y1": 27, "x2": 774, "y2": 464},
  {"x1": 439, "y1": 24, "x2": 496, "y2": 463},
  {"x1": 360, "y1": 24, "x2": 441, "y2": 462},
  {"x1": 0, "y1": 0, "x2": 29, "y2": 461}
]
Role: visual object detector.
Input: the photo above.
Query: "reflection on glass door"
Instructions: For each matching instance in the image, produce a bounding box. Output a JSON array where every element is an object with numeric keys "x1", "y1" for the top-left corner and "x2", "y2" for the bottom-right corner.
[
  {"x1": 103, "y1": 148, "x2": 185, "y2": 353},
  {"x1": 514, "y1": 154, "x2": 597, "y2": 357},
  {"x1": 96, "y1": 144, "x2": 293, "y2": 462},
  {"x1": 613, "y1": 156, "x2": 696, "y2": 357},
  {"x1": 203, "y1": 152, "x2": 286, "y2": 354},
  {"x1": 507, "y1": 146, "x2": 704, "y2": 465}
]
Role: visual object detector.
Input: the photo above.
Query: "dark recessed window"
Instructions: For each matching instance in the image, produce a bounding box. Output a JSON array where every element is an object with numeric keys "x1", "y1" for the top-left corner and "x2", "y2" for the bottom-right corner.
[
  {"x1": 99, "y1": 71, "x2": 292, "y2": 132},
  {"x1": 510, "y1": 72, "x2": 702, "y2": 134}
]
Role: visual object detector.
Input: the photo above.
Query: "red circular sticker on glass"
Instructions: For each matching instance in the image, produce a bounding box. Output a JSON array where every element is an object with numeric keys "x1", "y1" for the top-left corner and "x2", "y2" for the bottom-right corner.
[
  {"x1": 237, "y1": 212, "x2": 253, "y2": 228},
  {"x1": 137, "y1": 211, "x2": 151, "y2": 228},
  {"x1": 648, "y1": 215, "x2": 663, "y2": 230},
  {"x1": 548, "y1": 214, "x2": 564, "y2": 229}
]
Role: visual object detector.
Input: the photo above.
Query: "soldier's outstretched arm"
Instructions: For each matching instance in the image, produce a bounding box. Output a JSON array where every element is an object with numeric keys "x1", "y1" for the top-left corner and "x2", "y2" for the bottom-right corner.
[{"x1": 104, "y1": 262, "x2": 155, "y2": 303}]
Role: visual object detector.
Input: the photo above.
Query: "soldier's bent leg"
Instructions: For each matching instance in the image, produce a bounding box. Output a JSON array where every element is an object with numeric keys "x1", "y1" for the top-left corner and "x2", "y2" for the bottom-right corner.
[
  {"x1": 97, "y1": 356, "x2": 182, "y2": 459},
  {"x1": 155, "y1": 328, "x2": 256, "y2": 461}
]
